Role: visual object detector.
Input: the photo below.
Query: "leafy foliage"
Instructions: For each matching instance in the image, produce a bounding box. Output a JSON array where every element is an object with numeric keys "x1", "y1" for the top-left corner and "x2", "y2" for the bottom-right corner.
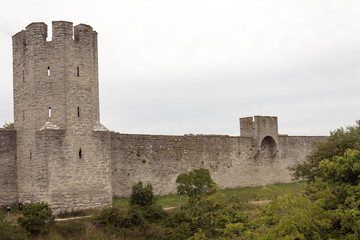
[
  {"x1": 292, "y1": 120, "x2": 360, "y2": 181},
  {"x1": 95, "y1": 182, "x2": 167, "y2": 239},
  {"x1": 95, "y1": 206, "x2": 147, "y2": 230},
  {"x1": 250, "y1": 149, "x2": 360, "y2": 240},
  {"x1": 17, "y1": 202, "x2": 55, "y2": 236},
  {"x1": 94, "y1": 205, "x2": 167, "y2": 239},
  {"x1": 191, "y1": 193, "x2": 253, "y2": 239},
  {"x1": 247, "y1": 191, "x2": 332, "y2": 240},
  {"x1": 130, "y1": 181, "x2": 156, "y2": 206},
  {"x1": 176, "y1": 168, "x2": 217, "y2": 204},
  {"x1": 2, "y1": 122, "x2": 14, "y2": 129}
]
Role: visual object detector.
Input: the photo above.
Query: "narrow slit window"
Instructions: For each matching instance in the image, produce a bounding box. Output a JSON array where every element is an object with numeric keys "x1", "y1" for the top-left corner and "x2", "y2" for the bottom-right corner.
[
  {"x1": 76, "y1": 66, "x2": 80, "y2": 77},
  {"x1": 22, "y1": 71, "x2": 25, "y2": 82},
  {"x1": 47, "y1": 66, "x2": 50, "y2": 76},
  {"x1": 79, "y1": 148, "x2": 82, "y2": 158},
  {"x1": 30, "y1": 150, "x2": 32, "y2": 160},
  {"x1": 77, "y1": 107, "x2": 80, "y2": 117},
  {"x1": 48, "y1": 107, "x2": 52, "y2": 118}
]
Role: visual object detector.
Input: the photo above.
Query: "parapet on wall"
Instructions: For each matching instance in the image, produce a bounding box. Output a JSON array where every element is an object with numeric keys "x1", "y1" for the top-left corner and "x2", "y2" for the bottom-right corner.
[{"x1": 0, "y1": 129, "x2": 17, "y2": 205}]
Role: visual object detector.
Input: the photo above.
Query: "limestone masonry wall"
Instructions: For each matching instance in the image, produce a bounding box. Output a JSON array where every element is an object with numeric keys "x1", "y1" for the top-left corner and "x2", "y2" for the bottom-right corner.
[
  {"x1": 110, "y1": 132, "x2": 327, "y2": 197},
  {"x1": 0, "y1": 129, "x2": 17, "y2": 205}
]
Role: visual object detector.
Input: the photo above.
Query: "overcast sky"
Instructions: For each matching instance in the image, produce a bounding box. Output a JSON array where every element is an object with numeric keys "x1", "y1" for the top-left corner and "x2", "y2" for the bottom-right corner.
[{"x1": 1, "y1": 0, "x2": 359, "y2": 136}]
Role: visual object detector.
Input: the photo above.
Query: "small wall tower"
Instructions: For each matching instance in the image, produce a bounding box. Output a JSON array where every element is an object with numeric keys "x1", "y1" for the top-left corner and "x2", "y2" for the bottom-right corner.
[
  {"x1": 12, "y1": 21, "x2": 111, "y2": 211},
  {"x1": 240, "y1": 116, "x2": 279, "y2": 158}
]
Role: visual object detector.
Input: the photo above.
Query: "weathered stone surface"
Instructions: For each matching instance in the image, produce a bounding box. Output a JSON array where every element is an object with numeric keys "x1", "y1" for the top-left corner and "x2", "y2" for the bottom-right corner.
[
  {"x1": 110, "y1": 128, "x2": 326, "y2": 197},
  {"x1": 11, "y1": 21, "x2": 111, "y2": 212},
  {"x1": 0, "y1": 129, "x2": 17, "y2": 205}
]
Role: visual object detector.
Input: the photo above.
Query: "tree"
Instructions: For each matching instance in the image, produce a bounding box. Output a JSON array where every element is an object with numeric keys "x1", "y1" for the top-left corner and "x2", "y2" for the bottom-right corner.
[
  {"x1": 130, "y1": 181, "x2": 155, "y2": 207},
  {"x1": 244, "y1": 192, "x2": 332, "y2": 240},
  {"x1": 301, "y1": 150, "x2": 360, "y2": 239},
  {"x1": 176, "y1": 168, "x2": 216, "y2": 204},
  {"x1": 2, "y1": 122, "x2": 14, "y2": 129},
  {"x1": 292, "y1": 120, "x2": 360, "y2": 181},
  {"x1": 17, "y1": 202, "x2": 55, "y2": 236}
]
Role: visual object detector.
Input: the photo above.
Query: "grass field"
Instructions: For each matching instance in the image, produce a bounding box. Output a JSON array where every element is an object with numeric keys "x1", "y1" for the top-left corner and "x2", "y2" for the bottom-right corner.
[{"x1": 112, "y1": 181, "x2": 305, "y2": 210}]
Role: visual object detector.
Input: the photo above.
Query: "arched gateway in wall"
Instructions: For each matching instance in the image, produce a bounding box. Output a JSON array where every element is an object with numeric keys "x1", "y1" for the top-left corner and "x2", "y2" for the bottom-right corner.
[{"x1": 259, "y1": 136, "x2": 277, "y2": 159}]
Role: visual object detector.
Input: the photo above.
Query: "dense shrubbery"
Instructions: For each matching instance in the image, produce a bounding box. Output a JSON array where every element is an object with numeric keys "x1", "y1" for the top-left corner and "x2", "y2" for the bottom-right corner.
[
  {"x1": 130, "y1": 181, "x2": 156, "y2": 206},
  {"x1": 176, "y1": 168, "x2": 217, "y2": 204},
  {"x1": 17, "y1": 202, "x2": 55, "y2": 236},
  {"x1": 94, "y1": 181, "x2": 168, "y2": 239}
]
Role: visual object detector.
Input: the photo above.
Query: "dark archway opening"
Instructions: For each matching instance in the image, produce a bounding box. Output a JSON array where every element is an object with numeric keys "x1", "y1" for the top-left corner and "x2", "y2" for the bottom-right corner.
[{"x1": 260, "y1": 136, "x2": 277, "y2": 158}]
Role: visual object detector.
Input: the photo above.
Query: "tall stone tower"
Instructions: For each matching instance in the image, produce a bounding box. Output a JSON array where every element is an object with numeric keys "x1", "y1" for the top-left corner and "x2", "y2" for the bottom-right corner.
[{"x1": 12, "y1": 21, "x2": 112, "y2": 211}]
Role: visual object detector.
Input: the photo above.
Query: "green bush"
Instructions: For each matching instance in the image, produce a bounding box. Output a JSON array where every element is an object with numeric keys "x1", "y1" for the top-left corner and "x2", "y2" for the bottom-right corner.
[
  {"x1": 0, "y1": 218, "x2": 28, "y2": 240},
  {"x1": 95, "y1": 206, "x2": 147, "y2": 229},
  {"x1": 2, "y1": 122, "x2": 14, "y2": 129},
  {"x1": 130, "y1": 203, "x2": 167, "y2": 223},
  {"x1": 17, "y1": 202, "x2": 55, "y2": 236},
  {"x1": 164, "y1": 213, "x2": 194, "y2": 240},
  {"x1": 176, "y1": 168, "x2": 217, "y2": 204},
  {"x1": 130, "y1": 181, "x2": 156, "y2": 206}
]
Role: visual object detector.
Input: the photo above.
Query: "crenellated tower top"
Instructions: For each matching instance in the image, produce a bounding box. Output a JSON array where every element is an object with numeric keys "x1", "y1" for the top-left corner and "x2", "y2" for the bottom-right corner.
[
  {"x1": 12, "y1": 21, "x2": 102, "y2": 132},
  {"x1": 13, "y1": 21, "x2": 97, "y2": 50}
]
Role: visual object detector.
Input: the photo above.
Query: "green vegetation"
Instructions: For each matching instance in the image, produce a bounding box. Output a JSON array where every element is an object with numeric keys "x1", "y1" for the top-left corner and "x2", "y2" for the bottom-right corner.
[
  {"x1": 176, "y1": 168, "x2": 216, "y2": 204},
  {"x1": 2, "y1": 122, "x2": 14, "y2": 129},
  {"x1": 17, "y1": 202, "x2": 55, "y2": 236},
  {"x1": 0, "y1": 217, "x2": 28, "y2": 240},
  {"x1": 52, "y1": 220, "x2": 86, "y2": 239},
  {"x1": 130, "y1": 181, "x2": 156, "y2": 206}
]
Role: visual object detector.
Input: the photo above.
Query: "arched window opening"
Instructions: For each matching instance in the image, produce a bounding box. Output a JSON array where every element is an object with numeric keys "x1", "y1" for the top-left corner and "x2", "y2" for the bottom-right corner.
[
  {"x1": 76, "y1": 66, "x2": 80, "y2": 77},
  {"x1": 77, "y1": 107, "x2": 80, "y2": 117},
  {"x1": 47, "y1": 66, "x2": 50, "y2": 76},
  {"x1": 48, "y1": 107, "x2": 52, "y2": 118},
  {"x1": 260, "y1": 136, "x2": 277, "y2": 158},
  {"x1": 79, "y1": 148, "x2": 82, "y2": 159}
]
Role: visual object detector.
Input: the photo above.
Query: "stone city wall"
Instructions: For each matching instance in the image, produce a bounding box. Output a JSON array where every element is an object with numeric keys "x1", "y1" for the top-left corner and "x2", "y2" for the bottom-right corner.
[
  {"x1": 0, "y1": 129, "x2": 18, "y2": 205},
  {"x1": 110, "y1": 132, "x2": 327, "y2": 197},
  {"x1": 33, "y1": 129, "x2": 112, "y2": 213}
]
